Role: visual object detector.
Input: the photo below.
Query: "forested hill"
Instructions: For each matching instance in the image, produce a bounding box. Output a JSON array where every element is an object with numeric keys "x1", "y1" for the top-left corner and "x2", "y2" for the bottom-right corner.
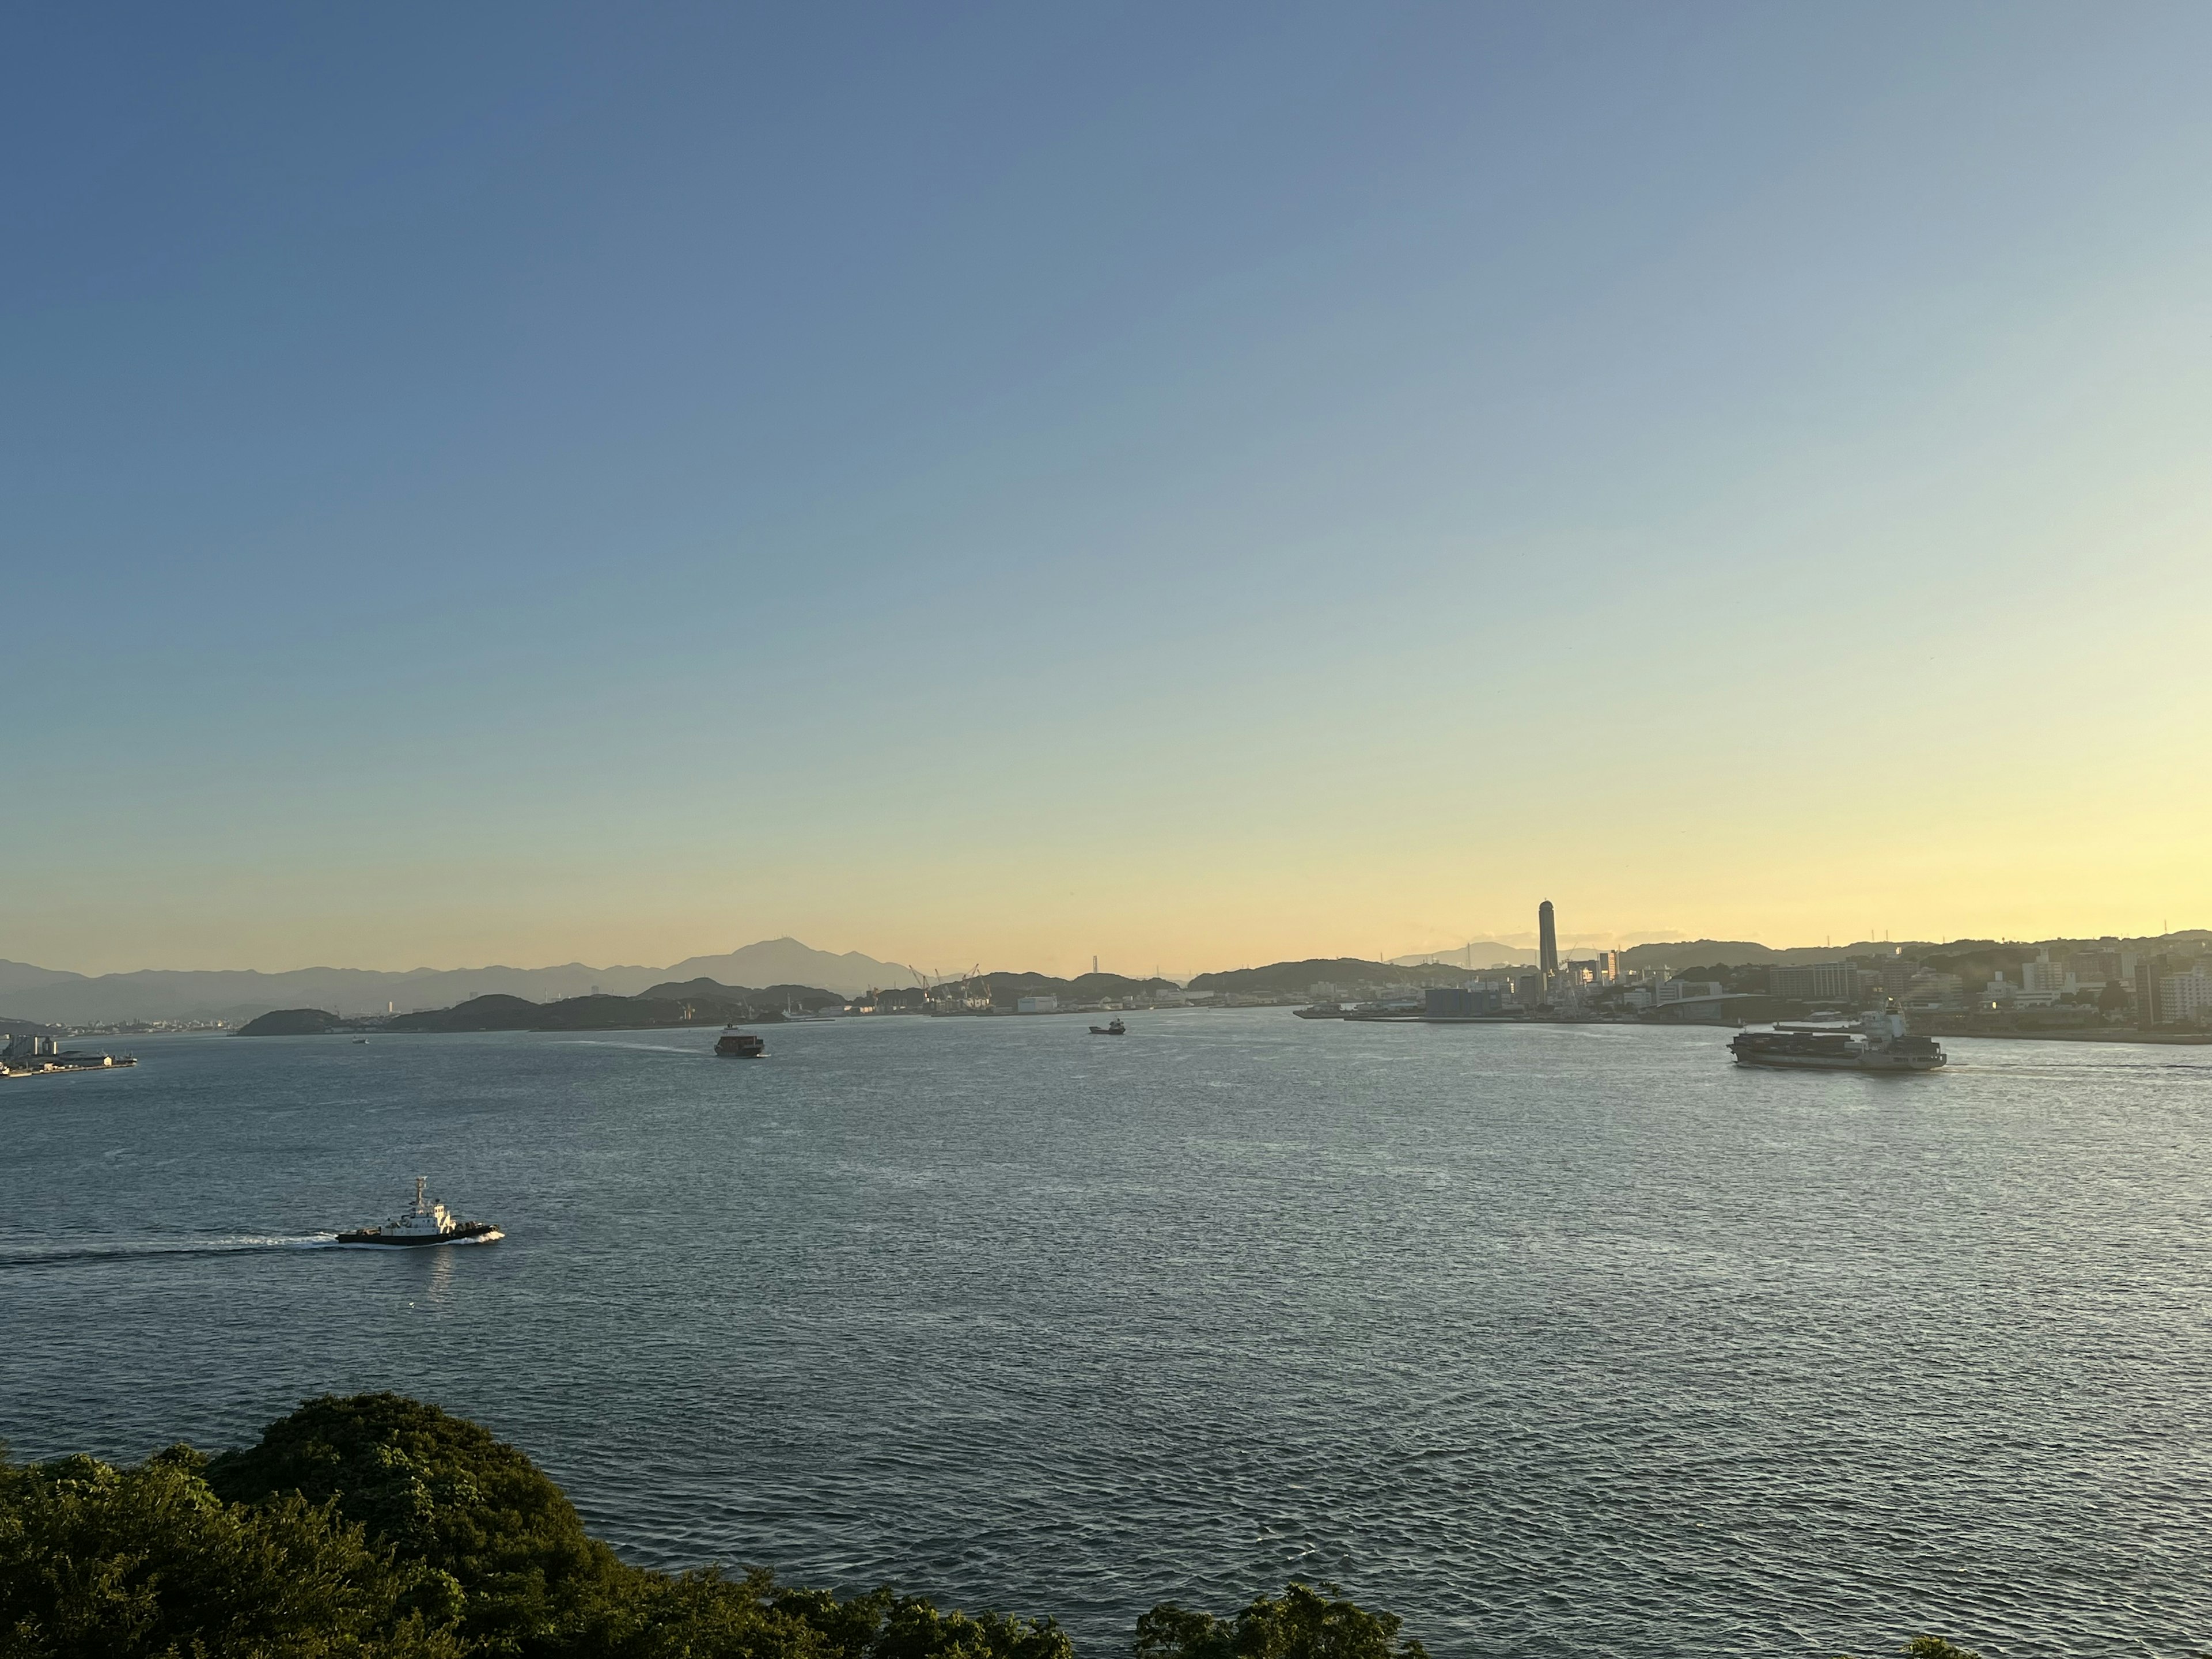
[
  {"x1": 381, "y1": 982, "x2": 840, "y2": 1033},
  {"x1": 976, "y1": 970, "x2": 1177, "y2": 1004},
  {"x1": 1187, "y1": 959, "x2": 1489, "y2": 997}
]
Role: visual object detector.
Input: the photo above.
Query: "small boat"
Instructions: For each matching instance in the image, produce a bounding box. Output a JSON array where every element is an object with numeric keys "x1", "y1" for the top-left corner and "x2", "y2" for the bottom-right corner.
[
  {"x1": 1293, "y1": 1002, "x2": 1346, "y2": 1019},
  {"x1": 337, "y1": 1176, "x2": 502, "y2": 1247},
  {"x1": 1089, "y1": 1018, "x2": 1127, "y2": 1036},
  {"x1": 715, "y1": 1025, "x2": 767, "y2": 1058}
]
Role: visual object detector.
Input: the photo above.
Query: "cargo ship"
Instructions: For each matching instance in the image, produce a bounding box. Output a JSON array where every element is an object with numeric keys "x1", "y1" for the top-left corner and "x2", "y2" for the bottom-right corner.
[{"x1": 1729, "y1": 1002, "x2": 1946, "y2": 1071}]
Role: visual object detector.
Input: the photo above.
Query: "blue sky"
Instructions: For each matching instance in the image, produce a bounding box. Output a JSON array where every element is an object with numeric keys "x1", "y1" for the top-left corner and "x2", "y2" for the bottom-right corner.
[{"x1": 7, "y1": 4, "x2": 2211, "y2": 974}]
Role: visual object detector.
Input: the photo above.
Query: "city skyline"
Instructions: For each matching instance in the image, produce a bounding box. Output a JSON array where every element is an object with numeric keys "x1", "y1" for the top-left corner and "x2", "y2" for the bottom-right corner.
[
  {"x1": 7, "y1": 911, "x2": 2207, "y2": 988},
  {"x1": 7, "y1": 6, "x2": 2211, "y2": 976}
]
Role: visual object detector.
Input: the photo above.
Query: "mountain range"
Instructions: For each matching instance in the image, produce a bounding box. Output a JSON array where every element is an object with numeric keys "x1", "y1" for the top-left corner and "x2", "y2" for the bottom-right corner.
[
  {"x1": 9, "y1": 929, "x2": 2204, "y2": 1028},
  {"x1": 0, "y1": 938, "x2": 919, "y2": 1026}
]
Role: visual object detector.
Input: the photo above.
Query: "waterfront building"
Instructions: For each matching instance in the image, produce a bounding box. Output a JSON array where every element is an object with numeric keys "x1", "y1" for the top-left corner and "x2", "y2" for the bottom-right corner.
[
  {"x1": 1016, "y1": 995, "x2": 1059, "y2": 1014},
  {"x1": 2135, "y1": 956, "x2": 2169, "y2": 1027},
  {"x1": 1905, "y1": 970, "x2": 1965, "y2": 1010},
  {"x1": 2158, "y1": 968, "x2": 2212, "y2": 1024},
  {"x1": 2063, "y1": 949, "x2": 2119, "y2": 990},
  {"x1": 1767, "y1": 962, "x2": 1858, "y2": 1003},
  {"x1": 1425, "y1": 986, "x2": 1503, "y2": 1017}
]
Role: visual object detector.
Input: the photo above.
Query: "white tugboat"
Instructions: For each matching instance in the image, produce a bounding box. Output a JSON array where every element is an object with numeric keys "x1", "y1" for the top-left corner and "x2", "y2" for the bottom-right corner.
[
  {"x1": 336, "y1": 1176, "x2": 503, "y2": 1247},
  {"x1": 1729, "y1": 1000, "x2": 1947, "y2": 1072}
]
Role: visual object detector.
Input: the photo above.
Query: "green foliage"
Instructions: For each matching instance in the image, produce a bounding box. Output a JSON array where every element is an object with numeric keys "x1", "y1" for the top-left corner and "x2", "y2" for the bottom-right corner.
[
  {"x1": 197, "y1": 1395, "x2": 1074, "y2": 1659},
  {"x1": 0, "y1": 1445, "x2": 460, "y2": 1658},
  {"x1": 775, "y1": 1585, "x2": 1071, "y2": 1659},
  {"x1": 1901, "y1": 1641, "x2": 1982, "y2": 1659},
  {"x1": 206, "y1": 1394, "x2": 624, "y2": 1655},
  {"x1": 1133, "y1": 1582, "x2": 1429, "y2": 1659}
]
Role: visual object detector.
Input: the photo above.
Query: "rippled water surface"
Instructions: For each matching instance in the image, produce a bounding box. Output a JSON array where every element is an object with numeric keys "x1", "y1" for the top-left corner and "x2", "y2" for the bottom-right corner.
[{"x1": 5, "y1": 1013, "x2": 2210, "y2": 1656}]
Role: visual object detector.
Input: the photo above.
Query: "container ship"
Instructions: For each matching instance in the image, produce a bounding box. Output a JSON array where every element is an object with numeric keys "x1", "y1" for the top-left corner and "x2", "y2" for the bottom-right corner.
[{"x1": 1729, "y1": 1002, "x2": 1946, "y2": 1072}]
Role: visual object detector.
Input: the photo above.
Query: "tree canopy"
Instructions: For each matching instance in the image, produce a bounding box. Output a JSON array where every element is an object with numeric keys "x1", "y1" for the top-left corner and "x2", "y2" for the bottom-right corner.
[
  {"x1": 0, "y1": 1444, "x2": 460, "y2": 1658},
  {"x1": 1134, "y1": 1583, "x2": 1428, "y2": 1659}
]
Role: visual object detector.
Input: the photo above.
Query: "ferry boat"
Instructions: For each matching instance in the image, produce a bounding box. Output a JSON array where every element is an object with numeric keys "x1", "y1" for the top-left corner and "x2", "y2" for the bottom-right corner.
[
  {"x1": 337, "y1": 1176, "x2": 502, "y2": 1247},
  {"x1": 1729, "y1": 1001, "x2": 1946, "y2": 1072},
  {"x1": 1293, "y1": 1002, "x2": 1346, "y2": 1020},
  {"x1": 715, "y1": 1025, "x2": 766, "y2": 1057}
]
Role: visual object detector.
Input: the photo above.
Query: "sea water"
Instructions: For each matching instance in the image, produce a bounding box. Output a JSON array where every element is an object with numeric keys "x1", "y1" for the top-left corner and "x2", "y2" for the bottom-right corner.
[{"x1": 3, "y1": 1012, "x2": 2208, "y2": 1656}]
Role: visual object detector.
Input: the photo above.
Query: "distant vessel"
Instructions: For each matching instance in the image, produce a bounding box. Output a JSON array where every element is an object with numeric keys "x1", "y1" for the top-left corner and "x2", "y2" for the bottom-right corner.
[
  {"x1": 336, "y1": 1176, "x2": 502, "y2": 1247},
  {"x1": 715, "y1": 1025, "x2": 767, "y2": 1057},
  {"x1": 1293, "y1": 1003, "x2": 1346, "y2": 1020},
  {"x1": 1729, "y1": 1002, "x2": 1946, "y2": 1072},
  {"x1": 1089, "y1": 1018, "x2": 1127, "y2": 1036}
]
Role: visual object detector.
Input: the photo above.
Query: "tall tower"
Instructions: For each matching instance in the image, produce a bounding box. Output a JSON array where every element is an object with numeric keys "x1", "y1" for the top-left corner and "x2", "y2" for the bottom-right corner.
[{"x1": 1538, "y1": 900, "x2": 1559, "y2": 975}]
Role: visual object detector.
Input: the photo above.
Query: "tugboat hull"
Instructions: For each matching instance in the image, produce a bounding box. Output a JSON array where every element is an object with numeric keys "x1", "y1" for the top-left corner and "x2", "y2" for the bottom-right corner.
[{"x1": 336, "y1": 1222, "x2": 504, "y2": 1247}]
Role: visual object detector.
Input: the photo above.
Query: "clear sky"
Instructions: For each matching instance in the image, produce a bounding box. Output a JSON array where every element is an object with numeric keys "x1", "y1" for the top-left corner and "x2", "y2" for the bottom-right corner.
[{"x1": 6, "y1": 3, "x2": 2210, "y2": 976}]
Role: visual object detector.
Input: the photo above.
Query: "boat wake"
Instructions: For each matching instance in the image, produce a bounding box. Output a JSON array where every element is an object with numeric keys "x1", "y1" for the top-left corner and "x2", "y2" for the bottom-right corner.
[
  {"x1": 0, "y1": 1235, "x2": 340, "y2": 1270},
  {"x1": 562, "y1": 1040, "x2": 704, "y2": 1054}
]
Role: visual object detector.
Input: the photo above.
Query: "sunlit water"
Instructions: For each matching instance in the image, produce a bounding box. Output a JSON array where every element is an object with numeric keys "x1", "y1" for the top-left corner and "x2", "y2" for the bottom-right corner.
[{"x1": 4, "y1": 1013, "x2": 2209, "y2": 1657}]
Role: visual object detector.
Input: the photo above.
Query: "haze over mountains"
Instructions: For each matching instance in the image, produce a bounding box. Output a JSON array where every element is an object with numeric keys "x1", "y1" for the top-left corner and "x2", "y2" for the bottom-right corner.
[
  {"x1": 0, "y1": 938, "x2": 916, "y2": 1026},
  {"x1": 7, "y1": 930, "x2": 2204, "y2": 1028}
]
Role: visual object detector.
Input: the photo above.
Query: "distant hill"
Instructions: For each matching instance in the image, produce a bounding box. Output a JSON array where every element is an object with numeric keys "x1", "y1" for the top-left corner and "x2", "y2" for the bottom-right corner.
[
  {"x1": 1617, "y1": 940, "x2": 1953, "y2": 969},
  {"x1": 382, "y1": 987, "x2": 832, "y2": 1033},
  {"x1": 640, "y1": 979, "x2": 844, "y2": 1014},
  {"x1": 1188, "y1": 957, "x2": 1490, "y2": 997},
  {"x1": 1392, "y1": 942, "x2": 1537, "y2": 968},
  {"x1": 236, "y1": 1008, "x2": 343, "y2": 1036},
  {"x1": 974, "y1": 971, "x2": 1175, "y2": 1008},
  {"x1": 0, "y1": 938, "x2": 909, "y2": 1025},
  {"x1": 0, "y1": 1015, "x2": 59, "y2": 1039},
  {"x1": 655, "y1": 939, "x2": 913, "y2": 995}
]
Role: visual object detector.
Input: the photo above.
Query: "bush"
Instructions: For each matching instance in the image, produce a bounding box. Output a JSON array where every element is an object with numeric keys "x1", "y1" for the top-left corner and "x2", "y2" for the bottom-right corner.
[
  {"x1": 207, "y1": 1394, "x2": 620, "y2": 1654},
  {"x1": 0, "y1": 1445, "x2": 461, "y2": 1658},
  {"x1": 1133, "y1": 1582, "x2": 1429, "y2": 1659}
]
